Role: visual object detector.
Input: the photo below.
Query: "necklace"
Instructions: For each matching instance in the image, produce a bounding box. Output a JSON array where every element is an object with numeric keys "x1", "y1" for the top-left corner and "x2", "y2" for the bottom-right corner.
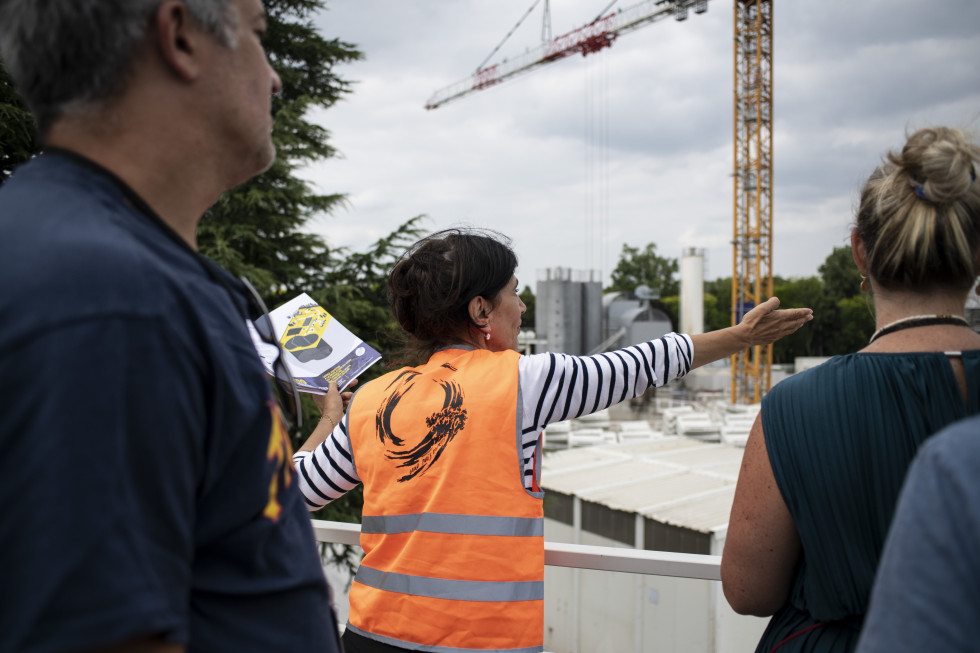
[{"x1": 868, "y1": 314, "x2": 971, "y2": 344}]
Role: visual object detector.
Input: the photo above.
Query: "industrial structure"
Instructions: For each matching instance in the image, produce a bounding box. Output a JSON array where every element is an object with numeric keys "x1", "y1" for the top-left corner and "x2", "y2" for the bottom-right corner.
[
  {"x1": 425, "y1": 0, "x2": 775, "y2": 404},
  {"x1": 730, "y1": 0, "x2": 773, "y2": 404}
]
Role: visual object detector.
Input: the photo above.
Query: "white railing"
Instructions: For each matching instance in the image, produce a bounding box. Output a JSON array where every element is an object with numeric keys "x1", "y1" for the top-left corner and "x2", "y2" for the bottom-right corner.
[{"x1": 311, "y1": 520, "x2": 721, "y2": 580}]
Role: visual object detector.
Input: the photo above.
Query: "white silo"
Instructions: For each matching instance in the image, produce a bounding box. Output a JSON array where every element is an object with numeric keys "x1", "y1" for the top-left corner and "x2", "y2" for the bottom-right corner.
[{"x1": 680, "y1": 248, "x2": 705, "y2": 336}]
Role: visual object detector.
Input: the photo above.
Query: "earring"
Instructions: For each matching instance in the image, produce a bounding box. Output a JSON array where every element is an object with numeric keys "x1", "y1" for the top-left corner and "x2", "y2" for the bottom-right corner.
[
  {"x1": 484, "y1": 330, "x2": 491, "y2": 341},
  {"x1": 860, "y1": 275, "x2": 869, "y2": 293}
]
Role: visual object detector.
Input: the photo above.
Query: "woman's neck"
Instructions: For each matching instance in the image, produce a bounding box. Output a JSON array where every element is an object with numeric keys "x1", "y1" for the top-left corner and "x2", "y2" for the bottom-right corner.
[
  {"x1": 863, "y1": 286, "x2": 978, "y2": 352},
  {"x1": 869, "y1": 286, "x2": 969, "y2": 330}
]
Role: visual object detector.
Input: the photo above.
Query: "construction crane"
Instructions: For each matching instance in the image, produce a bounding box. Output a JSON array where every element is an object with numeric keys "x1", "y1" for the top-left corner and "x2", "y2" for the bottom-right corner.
[
  {"x1": 425, "y1": 0, "x2": 708, "y2": 111},
  {"x1": 425, "y1": 0, "x2": 775, "y2": 404},
  {"x1": 731, "y1": 0, "x2": 773, "y2": 404}
]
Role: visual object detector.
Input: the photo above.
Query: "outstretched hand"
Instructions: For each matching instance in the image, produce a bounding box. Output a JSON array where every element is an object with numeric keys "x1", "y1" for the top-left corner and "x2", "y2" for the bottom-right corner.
[{"x1": 737, "y1": 297, "x2": 813, "y2": 347}]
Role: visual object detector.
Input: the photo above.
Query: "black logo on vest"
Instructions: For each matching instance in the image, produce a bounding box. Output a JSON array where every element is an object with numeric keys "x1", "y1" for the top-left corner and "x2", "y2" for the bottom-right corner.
[{"x1": 376, "y1": 370, "x2": 467, "y2": 482}]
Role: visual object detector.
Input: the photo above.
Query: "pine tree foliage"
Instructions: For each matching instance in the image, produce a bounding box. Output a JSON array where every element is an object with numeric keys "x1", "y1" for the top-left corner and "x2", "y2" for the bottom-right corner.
[
  {"x1": 197, "y1": 0, "x2": 363, "y2": 301},
  {"x1": 0, "y1": 58, "x2": 37, "y2": 185},
  {"x1": 312, "y1": 215, "x2": 430, "y2": 374}
]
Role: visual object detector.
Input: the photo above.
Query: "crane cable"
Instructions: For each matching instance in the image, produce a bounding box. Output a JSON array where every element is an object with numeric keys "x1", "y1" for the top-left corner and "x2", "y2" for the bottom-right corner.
[
  {"x1": 475, "y1": 0, "x2": 545, "y2": 73},
  {"x1": 584, "y1": 46, "x2": 610, "y2": 279},
  {"x1": 592, "y1": 0, "x2": 621, "y2": 22}
]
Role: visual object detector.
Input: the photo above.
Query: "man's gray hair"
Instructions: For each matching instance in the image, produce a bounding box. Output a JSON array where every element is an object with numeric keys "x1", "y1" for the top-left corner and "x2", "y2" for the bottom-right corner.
[{"x1": 0, "y1": 0, "x2": 237, "y2": 135}]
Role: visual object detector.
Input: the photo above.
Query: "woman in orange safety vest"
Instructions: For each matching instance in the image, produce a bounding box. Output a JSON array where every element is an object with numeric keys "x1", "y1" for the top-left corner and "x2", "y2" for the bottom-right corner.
[{"x1": 295, "y1": 228, "x2": 812, "y2": 653}]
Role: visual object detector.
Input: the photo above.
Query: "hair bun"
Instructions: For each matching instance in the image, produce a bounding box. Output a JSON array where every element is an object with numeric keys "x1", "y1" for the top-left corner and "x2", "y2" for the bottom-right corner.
[{"x1": 893, "y1": 126, "x2": 979, "y2": 204}]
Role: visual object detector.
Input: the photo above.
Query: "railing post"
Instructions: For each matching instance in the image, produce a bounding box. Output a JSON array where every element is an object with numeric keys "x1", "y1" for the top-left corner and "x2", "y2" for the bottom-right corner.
[{"x1": 634, "y1": 513, "x2": 645, "y2": 653}]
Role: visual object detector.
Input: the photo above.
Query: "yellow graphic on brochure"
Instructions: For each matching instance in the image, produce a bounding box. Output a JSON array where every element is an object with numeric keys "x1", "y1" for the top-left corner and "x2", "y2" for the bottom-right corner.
[
  {"x1": 280, "y1": 305, "x2": 334, "y2": 363},
  {"x1": 248, "y1": 292, "x2": 381, "y2": 393}
]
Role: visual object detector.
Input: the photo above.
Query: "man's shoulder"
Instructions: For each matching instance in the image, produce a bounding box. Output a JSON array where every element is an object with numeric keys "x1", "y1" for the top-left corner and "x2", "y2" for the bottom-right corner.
[
  {"x1": 1, "y1": 153, "x2": 141, "y2": 260},
  {"x1": 3, "y1": 152, "x2": 199, "y2": 277},
  {"x1": 919, "y1": 414, "x2": 980, "y2": 471},
  {"x1": 0, "y1": 155, "x2": 216, "y2": 340}
]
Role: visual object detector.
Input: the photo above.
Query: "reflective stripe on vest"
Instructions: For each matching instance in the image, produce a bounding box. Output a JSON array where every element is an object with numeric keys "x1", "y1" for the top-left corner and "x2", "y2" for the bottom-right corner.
[
  {"x1": 361, "y1": 513, "x2": 543, "y2": 537},
  {"x1": 346, "y1": 348, "x2": 544, "y2": 653},
  {"x1": 355, "y1": 566, "x2": 544, "y2": 602}
]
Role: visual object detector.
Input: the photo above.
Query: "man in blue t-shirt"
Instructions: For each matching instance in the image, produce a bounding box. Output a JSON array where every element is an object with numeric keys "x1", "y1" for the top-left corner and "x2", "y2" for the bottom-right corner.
[
  {"x1": 0, "y1": 1, "x2": 342, "y2": 652},
  {"x1": 856, "y1": 414, "x2": 980, "y2": 653}
]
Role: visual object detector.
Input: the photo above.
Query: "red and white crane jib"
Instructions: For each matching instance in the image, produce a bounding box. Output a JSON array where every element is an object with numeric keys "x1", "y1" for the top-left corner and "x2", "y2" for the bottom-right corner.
[
  {"x1": 424, "y1": 0, "x2": 710, "y2": 110},
  {"x1": 543, "y1": 12, "x2": 618, "y2": 61}
]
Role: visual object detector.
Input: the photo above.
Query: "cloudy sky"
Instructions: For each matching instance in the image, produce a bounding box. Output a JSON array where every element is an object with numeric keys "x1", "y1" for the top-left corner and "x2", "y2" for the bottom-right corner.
[{"x1": 299, "y1": 0, "x2": 980, "y2": 287}]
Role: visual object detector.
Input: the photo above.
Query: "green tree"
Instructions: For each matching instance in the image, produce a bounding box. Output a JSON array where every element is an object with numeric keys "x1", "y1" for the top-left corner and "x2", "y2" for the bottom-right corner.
[
  {"x1": 817, "y1": 246, "x2": 875, "y2": 352},
  {"x1": 833, "y1": 294, "x2": 876, "y2": 353},
  {"x1": 820, "y1": 245, "x2": 862, "y2": 301},
  {"x1": 314, "y1": 215, "x2": 429, "y2": 369},
  {"x1": 704, "y1": 277, "x2": 733, "y2": 331},
  {"x1": 771, "y1": 276, "x2": 837, "y2": 361},
  {"x1": 607, "y1": 243, "x2": 679, "y2": 296},
  {"x1": 658, "y1": 296, "x2": 679, "y2": 331},
  {"x1": 519, "y1": 285, "x2": 536, "y2": 331},
  {"x1": 197, "y1": 0, "x2": 363, "y2": 299},
  {"x1": 0, "y1": 57, "x2": 38, "y2": 185}
]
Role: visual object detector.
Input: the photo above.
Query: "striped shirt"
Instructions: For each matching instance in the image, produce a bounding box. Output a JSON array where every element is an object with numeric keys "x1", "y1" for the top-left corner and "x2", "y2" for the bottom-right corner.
[{"x1": 293, "y1": 333, "x2": 694, "y2": 508}]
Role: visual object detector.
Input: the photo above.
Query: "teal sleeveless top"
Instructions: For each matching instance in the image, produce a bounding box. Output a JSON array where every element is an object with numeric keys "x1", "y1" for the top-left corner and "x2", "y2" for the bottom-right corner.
[{"x1": 755, "y1": 351, "x2": 980, "y2": 652}]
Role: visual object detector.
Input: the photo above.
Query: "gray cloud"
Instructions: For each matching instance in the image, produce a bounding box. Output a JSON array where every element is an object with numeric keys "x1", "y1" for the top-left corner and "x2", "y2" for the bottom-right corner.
[{"x1": 305, "y1": 0, "x2": 980, "y2": 283}]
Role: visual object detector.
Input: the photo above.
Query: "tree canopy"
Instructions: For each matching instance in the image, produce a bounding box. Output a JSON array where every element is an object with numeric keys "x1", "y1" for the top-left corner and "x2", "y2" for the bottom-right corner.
[
  {"x1": 601, "y1": 242, "x2": 876, "y2": 363},
  {"x1": 0, "y1": 58, "x2": 37, "y2": 185},
  {"x1": 819, "y1": 245, "x2": 863, "y2": 302},
  {"x1": 519, "y1": 285, "x2": 536, "y2": 331},
  {"x1": 607, "y1": 242, "x2": 679, "y2": 297},
  {"x1": 198, "y1": 0, "x2": 363, "y2": 299}
]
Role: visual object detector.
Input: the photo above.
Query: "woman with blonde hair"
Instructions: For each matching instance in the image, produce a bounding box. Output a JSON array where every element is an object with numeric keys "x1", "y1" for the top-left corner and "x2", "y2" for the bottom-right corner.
[{"x1": 722, "y1": 125, "x2": 980, "y2": 652}]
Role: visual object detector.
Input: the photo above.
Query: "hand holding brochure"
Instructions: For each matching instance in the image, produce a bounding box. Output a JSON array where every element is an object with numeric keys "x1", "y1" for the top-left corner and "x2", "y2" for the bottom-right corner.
[{"x1": 248, "y1": 293, "x2": 381, "y2": 394}]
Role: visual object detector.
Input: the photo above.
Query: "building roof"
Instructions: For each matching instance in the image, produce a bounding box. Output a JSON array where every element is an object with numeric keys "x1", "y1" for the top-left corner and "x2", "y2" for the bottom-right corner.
[{"x1": 541, "y1": 437, "x2": 744, "y2": 536}]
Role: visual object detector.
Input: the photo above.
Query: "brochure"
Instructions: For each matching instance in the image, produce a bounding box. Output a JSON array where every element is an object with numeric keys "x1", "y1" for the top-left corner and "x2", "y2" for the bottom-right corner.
[{"x1": 248, "y1": 293, "x2": 381, "y2": 394}]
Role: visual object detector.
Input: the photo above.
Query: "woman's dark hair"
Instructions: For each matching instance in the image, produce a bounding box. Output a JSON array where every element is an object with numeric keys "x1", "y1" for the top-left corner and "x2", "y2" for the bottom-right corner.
[{"x1": 387, "y1": 228, "x2": 518, "y2": 363}]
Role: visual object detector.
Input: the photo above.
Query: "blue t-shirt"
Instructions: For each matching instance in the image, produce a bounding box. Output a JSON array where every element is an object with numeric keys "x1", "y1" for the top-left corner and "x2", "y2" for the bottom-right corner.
[
  {"x1": 0, "y1": 151, "x2": 341, "y2": 652},
  {"x1": 856, "y1": 414, "x2": 980, "y2": 653}
]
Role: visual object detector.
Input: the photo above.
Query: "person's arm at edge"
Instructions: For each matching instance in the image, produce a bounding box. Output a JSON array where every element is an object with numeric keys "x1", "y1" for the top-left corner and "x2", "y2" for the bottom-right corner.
[
  {"x1": 690, "y1": 297, "x2": 812, "y2": 369},
  {"x1": 292, "y1": 382, "x2": 361, "y2": 510},
  {"x1": 297, "y1": 382, "x2": 348, "y2": 453},
  {"x1": 720, "y1": 415, "x2": 801, "y2": 616}
]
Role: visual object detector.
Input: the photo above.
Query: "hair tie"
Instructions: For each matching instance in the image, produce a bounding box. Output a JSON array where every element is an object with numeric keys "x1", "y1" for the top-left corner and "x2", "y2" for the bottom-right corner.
[
  {"x1": 910, "y1": 166, "x2": 975, "y2": 201},
  {"x1": 910, "y1": 179, "x2": 928, "y2": 201}
]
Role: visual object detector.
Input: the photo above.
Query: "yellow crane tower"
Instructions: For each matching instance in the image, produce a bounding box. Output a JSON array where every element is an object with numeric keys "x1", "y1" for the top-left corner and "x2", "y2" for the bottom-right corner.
[
  {"x1": 426, "y1": 0, "x2": 775, "y2": 404},
  {"x1": 731, "y1": 0, "x2": 774, "y2": 404}
]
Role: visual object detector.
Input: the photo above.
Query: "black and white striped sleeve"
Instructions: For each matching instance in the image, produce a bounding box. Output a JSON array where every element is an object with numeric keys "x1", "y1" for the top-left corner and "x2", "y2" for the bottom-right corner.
[
  {"x1": 511, "y1": 333, "x2": 692, "y2": 490},
  {"x1": 517, "y1": 332, "x2": 694, "y2": 434},
  {"x1": 292, "y1": 411, "x2": 361, "y2": 511}
]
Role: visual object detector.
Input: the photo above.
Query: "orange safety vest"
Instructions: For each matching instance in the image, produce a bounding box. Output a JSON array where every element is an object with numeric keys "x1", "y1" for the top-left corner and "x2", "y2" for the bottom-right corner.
[{"x1": 346, "y1": 347, "x2": 545, "y2": 653}]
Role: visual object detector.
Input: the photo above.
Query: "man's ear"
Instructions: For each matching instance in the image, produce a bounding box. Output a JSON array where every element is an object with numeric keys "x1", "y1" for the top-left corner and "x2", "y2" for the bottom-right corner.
[
  {"x1": 468, "y1": 295, "x2": 492, "y2": 328},
  {"x1": 154, "y1": 0, "x2": 203, "y2": 81}
]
